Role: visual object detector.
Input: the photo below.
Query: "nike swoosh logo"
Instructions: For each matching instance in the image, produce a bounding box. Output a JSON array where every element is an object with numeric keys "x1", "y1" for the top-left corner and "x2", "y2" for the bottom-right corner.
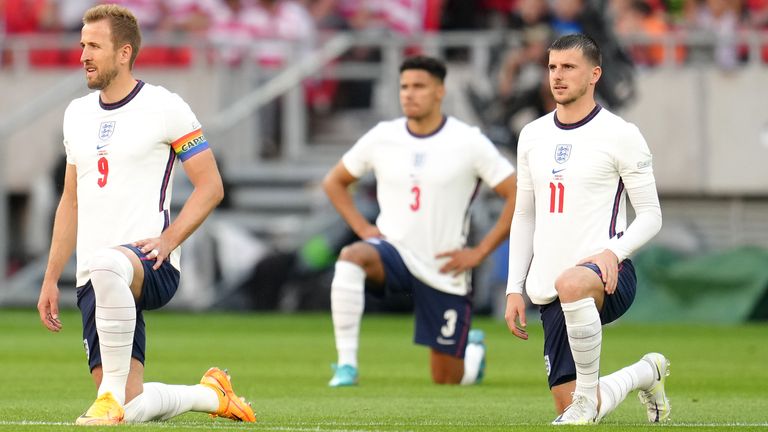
[
  {"x1": 211, "y1": 379, "x2": 227, "y2": 397},
  {"x1": 654, "y1": 363, "x2": 661, "y2": 381},
  {"x1": 96, "y1": 143, "x2": 110, "y2": 150},
  {"x1": 552, "y1": 168, "x2": 566, "y2": 174}
]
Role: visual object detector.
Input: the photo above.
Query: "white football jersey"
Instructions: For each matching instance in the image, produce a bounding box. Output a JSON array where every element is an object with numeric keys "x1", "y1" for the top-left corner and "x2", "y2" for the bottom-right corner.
[
  {"x1": 512, "y1": 106, "x2": 657, "y2": 305},
  {"x1": 343, "y1": 116, "x2": 515, "y2": 296},
  {"x1": 63, "y1": 81, "x2": 208, "y2": 286}
]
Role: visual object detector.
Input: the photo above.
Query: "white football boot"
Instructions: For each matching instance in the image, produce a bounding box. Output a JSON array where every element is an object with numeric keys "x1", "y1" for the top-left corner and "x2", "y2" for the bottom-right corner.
[
  {"x1": 638, "y1": 352, "x2": 671, "y2": 423},
  {"x1": 552, "y1": 393, "x2": 598, "y2": 425}
]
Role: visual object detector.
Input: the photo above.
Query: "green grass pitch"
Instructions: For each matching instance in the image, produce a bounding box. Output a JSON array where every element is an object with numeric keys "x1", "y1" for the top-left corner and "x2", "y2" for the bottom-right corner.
[{"x1": 0, "y1": 309, "x2": 766, "y2": 431}]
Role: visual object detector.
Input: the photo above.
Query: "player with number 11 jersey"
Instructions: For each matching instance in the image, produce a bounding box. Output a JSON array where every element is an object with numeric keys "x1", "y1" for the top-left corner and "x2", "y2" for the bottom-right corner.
[{"x1": 512, "y1": 105, "x2": 656, "y2": 305}]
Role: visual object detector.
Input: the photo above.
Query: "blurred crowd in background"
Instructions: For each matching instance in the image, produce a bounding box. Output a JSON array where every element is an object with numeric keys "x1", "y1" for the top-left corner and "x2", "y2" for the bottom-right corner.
[
  {"x1": 3, "y1": 0, "x2": 761, "y2": 152},
  {"x1": 1, "y1": 0, "x2": 765, "y2": 69}
]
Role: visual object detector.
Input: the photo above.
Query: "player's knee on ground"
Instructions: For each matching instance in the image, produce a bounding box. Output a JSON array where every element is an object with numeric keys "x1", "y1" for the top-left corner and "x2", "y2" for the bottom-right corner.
[
  {"x1": 88, "y1": 248, "x2": 134, "y2": 286},
  {"x1": 430, "y1": 351, "x2": 463, "y2": 384}
]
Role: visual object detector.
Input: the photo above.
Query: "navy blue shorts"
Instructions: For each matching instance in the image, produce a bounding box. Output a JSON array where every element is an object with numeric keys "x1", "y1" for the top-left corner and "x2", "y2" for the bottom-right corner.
[
  {"x1": 76, "y1": 245, "x2": 180, "y2": 371},
  {"x1": 368, "y1": 239, "x2": 471, "y2": 358},
  {"x1": 540, "y1": 259, "x2": 636, "y2": 388}
]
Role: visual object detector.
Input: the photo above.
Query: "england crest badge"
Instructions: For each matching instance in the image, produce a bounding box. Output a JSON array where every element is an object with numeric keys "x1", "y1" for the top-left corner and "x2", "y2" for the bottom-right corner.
[
  {"x1": 98, "y1": 121, "x2": 116, "y2": 141},
  {"x1": 554, "y1": 144, "x2": 571, "y2": 164}
]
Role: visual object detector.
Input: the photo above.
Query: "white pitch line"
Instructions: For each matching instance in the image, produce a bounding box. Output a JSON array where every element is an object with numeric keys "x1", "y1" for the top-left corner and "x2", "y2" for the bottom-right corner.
[{"x1": 0, "y1": 420, "x2": 767, "y2": 429}]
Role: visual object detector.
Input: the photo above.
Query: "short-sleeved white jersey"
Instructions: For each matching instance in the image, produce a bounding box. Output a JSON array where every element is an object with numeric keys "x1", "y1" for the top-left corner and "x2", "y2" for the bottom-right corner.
[
  {"x1": 514, "y1": 106, "x2": 656, "y2": 305},
  {"x1": 342, "y1": 116, "x2": 515, "y2": 296},
  {"x1": 63, "y1": 81, "x2": 207, "y2": 286}
]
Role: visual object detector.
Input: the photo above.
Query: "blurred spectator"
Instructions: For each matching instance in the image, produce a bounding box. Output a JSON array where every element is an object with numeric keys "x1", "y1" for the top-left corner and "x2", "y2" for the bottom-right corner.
[
  {"x1": 508, "y1": 0, "x2": 553, "y2": 31},
  {"x1": 441, "y1": 0, "x2": 488, "y2": 29},
  {"x1": 108, "y1": 0, "x2": 168, "y2": 30},
  {"x1": 249, "y1": 0, "x2": 315, "y2": 67},
  {"x1": 572, "y1": 0, "x2": 638, "y2": 108},
  {"x1": 159, "y1": 0, "x2": 213, "y2": 33},
  {"x1": 745, "y1": 0, "x2": 768, "y2": 28},
  {"x1": 613, "y1": 0, "x2": 684, "y2": 66},
  {"x1": 469, "y1": 25, "x2": 554, "y2": 153},
  {"x1": 320, "y1": 0, "x2": 444, "y2": 35},
  {"x1": 369, "y1": 0, "x2": 440, "y2": 35},
  {"x1": 744, "y1": 0, "x2": 768, "y2": 61},
  {"x1": 551, "y1": 0, "x2": 584, "y2": 35},
  {"x1": 43, "y1": 0, "x2": 98, "y2": 32},
  {"x1": 470, "y1": 0, "x2": 636, "y2": 151},
  {"x1": 206, "y1": 0, "x2": 259, "y2": 67},
  {"x1": 3, "y1": 0, "x2": 50, "y2": 33},
  {"x1": 682, "y1": 0, "x2": 741, "y2": 69},
  {"x1": 108, "y1": 0, "x2": 203, "y2": 67}
]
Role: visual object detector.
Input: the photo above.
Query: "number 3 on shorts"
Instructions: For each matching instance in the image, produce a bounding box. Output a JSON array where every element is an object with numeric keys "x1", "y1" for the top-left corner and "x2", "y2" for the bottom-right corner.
[{"x1": 441, "y1": 309, "x2": 457, "y2": 337}]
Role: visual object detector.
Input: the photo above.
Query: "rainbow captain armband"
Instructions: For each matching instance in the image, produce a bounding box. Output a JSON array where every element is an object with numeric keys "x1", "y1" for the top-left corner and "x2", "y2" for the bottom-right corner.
[{"x1": 171, "y1": 129, "x2": 210, "y2": 162}]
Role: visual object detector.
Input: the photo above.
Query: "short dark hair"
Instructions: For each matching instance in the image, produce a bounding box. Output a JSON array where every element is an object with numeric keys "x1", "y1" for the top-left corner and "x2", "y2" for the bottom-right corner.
[
  {"x1": 549, "y1": 33, "x2": 602, "y2": 67},
  {"x1": 399, "y1": 56, "x2": 447, "y2": 82}
]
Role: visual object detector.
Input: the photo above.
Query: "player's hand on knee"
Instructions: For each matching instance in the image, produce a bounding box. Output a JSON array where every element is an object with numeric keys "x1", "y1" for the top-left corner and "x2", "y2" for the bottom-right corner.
[
  {"x1": 355, "y1": 224, "x2": 383, "y2": 240},
  {"x1": 436, "y1": 248, "x2": 482, "y2": 276},
  {"x1": 578, "y1": 249, "x2": 619, "y2": 294},
  {"x1": 133, "y1": 237, "x2": 169, "y2": 270},
  {"x1": 504, "y1": 293, "x2": 528, "y2": 340}
]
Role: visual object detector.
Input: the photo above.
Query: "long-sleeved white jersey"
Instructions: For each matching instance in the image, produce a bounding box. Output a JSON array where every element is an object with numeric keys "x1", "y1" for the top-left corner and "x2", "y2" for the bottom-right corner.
[{"x1": 506, "y1": 106, "x2": 662, "y2": 305}]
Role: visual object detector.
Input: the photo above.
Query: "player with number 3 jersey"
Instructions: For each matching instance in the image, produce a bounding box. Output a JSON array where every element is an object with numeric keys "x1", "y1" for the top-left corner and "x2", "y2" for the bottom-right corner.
[{"x1": 323, "y1": 55, "x2": 517, "y2": 387}]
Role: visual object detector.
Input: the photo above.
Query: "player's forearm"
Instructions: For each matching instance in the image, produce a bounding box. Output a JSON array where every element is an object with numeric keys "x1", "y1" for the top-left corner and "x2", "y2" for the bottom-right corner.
[
  {"x1": 162, "y1": 180, "x2": 224, "y2": 250},
  {"x1": 43, "y1": 197, "x2": 78, "y2": 284},
  {"x1": 475, "y1": 195, "x2": 516, "y2": 260},
  {"x1": 323, "y1": 180, "x2": 370, "y2": 237},
  {"x1": 606, "y1": 181, "x2": 662, "y2": 261},
  {"x1": 606, "y1": 207, "x2": 662, "y2": 261},
  {"x1": 506, "y1": 190, "x2": 535, "y2": 295}
]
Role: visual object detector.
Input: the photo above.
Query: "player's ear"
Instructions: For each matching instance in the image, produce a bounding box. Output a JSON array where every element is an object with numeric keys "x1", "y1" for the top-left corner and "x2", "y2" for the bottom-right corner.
[
  {"x1": 590, "y1": 65, "x2": 602, "y2": 86},
  {"x1": 436, "y1": 81, "x2": 446, "y2": 99},
  {"x1": 119, "y1": 43, "x2": 132, "y2": 66}
]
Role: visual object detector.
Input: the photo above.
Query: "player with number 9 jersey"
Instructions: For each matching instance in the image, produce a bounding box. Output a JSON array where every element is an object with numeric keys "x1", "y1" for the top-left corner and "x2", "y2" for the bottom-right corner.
[
  {"x1": 63, "y1": 81, "x2": 205, "y2": 286},
  {"x1": 37, "y1": 4, "x2": 253, "y2": 426}
]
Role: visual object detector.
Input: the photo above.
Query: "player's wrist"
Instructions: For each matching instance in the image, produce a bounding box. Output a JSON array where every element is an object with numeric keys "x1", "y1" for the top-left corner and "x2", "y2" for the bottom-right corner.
[{"x1": 603, "y1": 248, "x2": 621, "y2": 263}]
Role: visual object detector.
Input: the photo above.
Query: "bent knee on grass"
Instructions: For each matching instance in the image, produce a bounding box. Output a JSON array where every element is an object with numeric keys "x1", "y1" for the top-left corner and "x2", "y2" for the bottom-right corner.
[{"x1": 430, "y1": 350, "x2": 463, "y2": 384}]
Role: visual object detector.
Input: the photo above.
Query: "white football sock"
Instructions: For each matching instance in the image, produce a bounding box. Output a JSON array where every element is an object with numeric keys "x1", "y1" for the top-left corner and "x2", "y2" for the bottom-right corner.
[
  {"x1": 89, "y1": 248, "x2": 136, "y2": 406},
  {"x1": 562, "y1": 297, "x2": 602, "y2": 406},
  {"x1": 597, "y1": 358, "x2": 656, "y2": 420},
  {"x1": 460, "y1": 343, "x2": 485, "y2": 385},
  {"x1": 330, "y1": 261, "x2": 366, "y2": 368},
  {"x1": 123, "y1": 383, "x2": 219, "y2": 422}
]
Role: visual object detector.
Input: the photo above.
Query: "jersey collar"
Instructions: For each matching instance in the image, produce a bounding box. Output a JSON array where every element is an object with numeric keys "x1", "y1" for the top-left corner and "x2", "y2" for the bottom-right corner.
[
  {"x1": 405, "y1": 115, "x2": 448, "y2": 138},
  {"x1": 554, "y1": 104, "x2": 602, "y2": 130},
  {"x1": 99, "y1": 80, "x2": 145, "y2": 111}
]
